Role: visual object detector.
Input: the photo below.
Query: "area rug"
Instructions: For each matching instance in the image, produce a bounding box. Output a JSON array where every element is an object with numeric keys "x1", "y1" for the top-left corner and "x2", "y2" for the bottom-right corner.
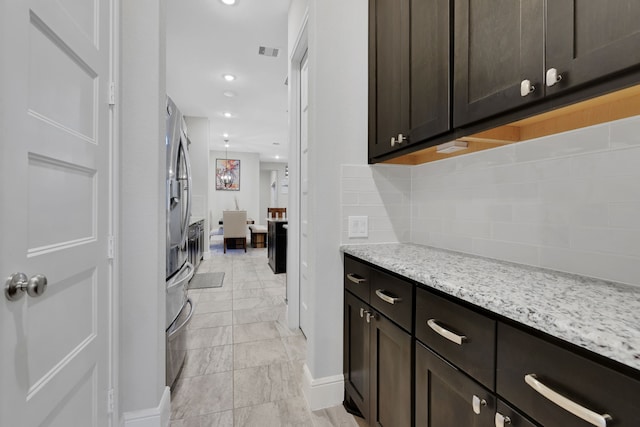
[{"x1": 189, "y1": 272, "x2": 225, "y2": 289}]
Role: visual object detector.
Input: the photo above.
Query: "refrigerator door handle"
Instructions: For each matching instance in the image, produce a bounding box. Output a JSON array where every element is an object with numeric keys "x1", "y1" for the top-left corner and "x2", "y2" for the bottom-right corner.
[
  {"x1": 178, "y1": 136, "x2": 193, "y2": 248},
  {"x1": 167, "y1": 261, "x2": 194, "y2": 291},
  {"x1": 168, "y1": 298, "x2": 194, "y2": 340}
]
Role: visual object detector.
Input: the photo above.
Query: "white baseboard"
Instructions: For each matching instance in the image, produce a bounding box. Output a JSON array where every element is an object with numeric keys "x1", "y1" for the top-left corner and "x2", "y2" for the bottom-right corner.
[
  {"x1": 301, "y1": 363, "x2": 344, "y2": 411},
  {"x1": 202, "y1": 252, "x2": 211, "y2": 260},
  {"x1": 122, "y1": 386, "x2": 171, "y2": 427}
]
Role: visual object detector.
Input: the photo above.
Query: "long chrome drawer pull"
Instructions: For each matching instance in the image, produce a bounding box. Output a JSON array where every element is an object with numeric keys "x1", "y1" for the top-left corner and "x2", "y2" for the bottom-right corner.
[
  {"x1": 427, "y1": 319, "x2": 467, "y2": 345},
  {"x1": 347, "y1": 273, "x2": 366, "y2": 284},
  {"x1": 524, "y1": 374, "x2": 612, "y2": 427},
  {"x1": 375, "y1": 289, "x2": 401, "y2": 305}
]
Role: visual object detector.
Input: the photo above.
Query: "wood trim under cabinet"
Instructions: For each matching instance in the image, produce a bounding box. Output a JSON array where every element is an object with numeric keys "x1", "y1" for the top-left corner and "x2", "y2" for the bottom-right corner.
[{"x1": 385, "y1": 84, "x2": 640, "y2": 165}]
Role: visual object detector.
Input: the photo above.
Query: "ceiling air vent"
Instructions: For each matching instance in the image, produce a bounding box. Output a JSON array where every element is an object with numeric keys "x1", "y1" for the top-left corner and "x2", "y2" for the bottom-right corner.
[{"x1": 258, "y1": 46, "x2": 280, "y2": 58}]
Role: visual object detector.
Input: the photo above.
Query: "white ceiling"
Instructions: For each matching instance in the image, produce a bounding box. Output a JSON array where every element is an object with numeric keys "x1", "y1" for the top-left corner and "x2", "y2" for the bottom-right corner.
[{"x1": 166, "y1": 0, "x2": 290, "y2": 162}]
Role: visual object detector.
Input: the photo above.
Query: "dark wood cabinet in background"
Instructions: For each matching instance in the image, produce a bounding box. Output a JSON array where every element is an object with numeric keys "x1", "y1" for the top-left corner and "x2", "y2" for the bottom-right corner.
[
  {"x1": 368, "y1": 0, "x2": 450, "y2": 161},
  {"x1": 267, "y1": 220, "x2": 287, "y2": 274}
]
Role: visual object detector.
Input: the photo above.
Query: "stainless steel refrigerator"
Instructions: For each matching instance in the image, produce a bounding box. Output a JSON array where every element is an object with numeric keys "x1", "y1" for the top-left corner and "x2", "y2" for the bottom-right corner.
[{"x1": 165, "y1": 96, "x2": 194, "y2": 387}]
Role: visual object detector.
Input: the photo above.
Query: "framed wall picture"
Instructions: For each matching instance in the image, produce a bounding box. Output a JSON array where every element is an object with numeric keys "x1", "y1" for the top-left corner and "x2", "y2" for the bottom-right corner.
[{"x1": 215, "y1": 158, "x2": 240, "y2": 191}]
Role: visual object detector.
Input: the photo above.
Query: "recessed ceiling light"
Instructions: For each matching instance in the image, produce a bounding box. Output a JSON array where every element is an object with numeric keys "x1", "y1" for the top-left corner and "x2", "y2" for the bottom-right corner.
[
  {"x1": 224, "y1": 143, "x2": 230, "y2": 148},
  {"x1": 223, "y1": 133, "x2": 229, "y2": 138},
  {"x1": 275, "y1": 155, "x2": 280, "y2": 159},
  {"x1": 223, "y1": 112, "x2": 233, "y2": 118},
  {"x1": 223, "y1": 91, "x2": 236, "y2": 97},
  {"x1": 223, "y1": 74, "x2": 235, "y2": 82},
  {"x1": 220, "y1": 0, "x2": 236, "y2": 5}
]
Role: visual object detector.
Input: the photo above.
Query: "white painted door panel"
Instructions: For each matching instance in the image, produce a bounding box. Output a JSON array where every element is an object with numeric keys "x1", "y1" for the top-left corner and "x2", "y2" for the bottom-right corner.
[{"x1": 0, "y1": 0, "x2": 112, "y2": 426}]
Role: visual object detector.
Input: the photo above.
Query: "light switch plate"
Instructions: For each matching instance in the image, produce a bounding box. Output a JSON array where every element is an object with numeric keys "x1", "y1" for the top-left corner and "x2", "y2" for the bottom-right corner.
[{"x1": 348, "y1": 216, "x2": 368, "y2": 238}]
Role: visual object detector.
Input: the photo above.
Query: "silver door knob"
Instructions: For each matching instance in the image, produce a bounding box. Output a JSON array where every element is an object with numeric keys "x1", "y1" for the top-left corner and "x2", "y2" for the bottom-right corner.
[
  {"x1": 546, "y1": 68, "x2": 562, "y2": 87},
  {"x1": 5, "y1": 273, "x2": 48, "y2": 301},
  {"x1": 520, "y1": 79, "x2": 535, "y2": 97}
]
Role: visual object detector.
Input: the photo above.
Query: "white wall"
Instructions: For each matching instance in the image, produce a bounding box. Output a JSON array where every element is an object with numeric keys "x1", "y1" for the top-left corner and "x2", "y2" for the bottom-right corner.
[
  {"x1": 411, "y1": 115, "x2": 640, "y2": 287},
  {"x1": 289, "y1": 0, "x2": 368, "y2": 409},
  {"x1": 119, "y1": 0, "x2": 167, "y2": 418},
  {"x1": 209, "y1": 150, "x2": 260, "y2": 225},
  {"x1": 185, "y1": 117, "x2": 210, "y2": 238}
]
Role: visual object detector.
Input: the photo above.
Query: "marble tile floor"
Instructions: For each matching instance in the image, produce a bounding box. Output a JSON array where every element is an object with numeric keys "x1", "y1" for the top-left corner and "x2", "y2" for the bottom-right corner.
[{"x1": 170, "y1": 249, "x2": 365, "y2": 427}]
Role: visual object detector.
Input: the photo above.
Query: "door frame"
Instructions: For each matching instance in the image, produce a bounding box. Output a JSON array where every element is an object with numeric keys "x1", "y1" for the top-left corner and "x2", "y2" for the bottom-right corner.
[
  {"x1": 108, "y1": 0, "x2": 120, "y2": 424},
  {"x1": 286, "y1": 12, "x2": 308, "y2": 330}
]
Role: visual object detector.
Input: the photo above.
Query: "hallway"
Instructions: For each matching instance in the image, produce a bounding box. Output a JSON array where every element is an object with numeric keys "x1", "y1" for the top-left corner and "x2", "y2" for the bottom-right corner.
[{"x1": 169, "y1": 249, "x2": 361, "y2": 426}]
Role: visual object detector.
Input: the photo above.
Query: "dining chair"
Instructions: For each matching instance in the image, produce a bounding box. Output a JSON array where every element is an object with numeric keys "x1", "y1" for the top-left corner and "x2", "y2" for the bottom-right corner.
[{"x1": 222, "y1": 210, "x2": 247, "y2": 253}]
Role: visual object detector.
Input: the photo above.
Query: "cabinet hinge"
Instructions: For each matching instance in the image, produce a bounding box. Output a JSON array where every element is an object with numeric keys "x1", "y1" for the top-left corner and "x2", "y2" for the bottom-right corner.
[
  {"x1": 107, "y1": 235, "x2": 115, "y2": 260},
  {"x1": 108, "y1": 82, "x2": 116, "y2": 106},
  {"x1": 107, "y1": 388, "x2": 115, "y2": 414}
]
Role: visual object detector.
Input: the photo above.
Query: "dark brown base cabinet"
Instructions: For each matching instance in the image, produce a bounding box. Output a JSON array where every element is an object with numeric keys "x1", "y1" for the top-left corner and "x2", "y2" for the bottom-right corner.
[
  {"x1": 343, "y1": 263, "x2": 411, "y2": 426},
  {"x1": 344, "y1": 254, "x2": 640, "y2": 426}
]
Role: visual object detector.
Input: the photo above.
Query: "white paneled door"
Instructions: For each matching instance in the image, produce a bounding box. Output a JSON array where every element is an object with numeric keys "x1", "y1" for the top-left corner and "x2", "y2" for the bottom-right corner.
[{"x1": 0, "y1": 1, "x2": 113, "y2": 426}]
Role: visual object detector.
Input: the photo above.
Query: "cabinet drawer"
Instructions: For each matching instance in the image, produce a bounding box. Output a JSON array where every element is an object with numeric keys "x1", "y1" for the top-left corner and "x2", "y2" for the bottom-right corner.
[
  {"x1": 415, "y1": 288, "x2": 495, "y2": 389},
  {"x1": 344, "y1": 255, "x2": 371, "y2": 303},
  {"x1": 497, "y1": 322, "x2": 640, "y2": 427},
  {"x1": 370, "y1": 269, "x2": 413, "y2": 332}
]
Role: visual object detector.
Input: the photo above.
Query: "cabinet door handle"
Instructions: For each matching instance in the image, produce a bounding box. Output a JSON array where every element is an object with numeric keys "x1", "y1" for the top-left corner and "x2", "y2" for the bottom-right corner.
[
  {"x1": 546, "y1": 68, "x2": 563, "y2": 87},
  {"x1": 359, "y1": 307, "x2": 365, "y2": 318},
  {"x1": 365, "y1": 310, "x2": 377, "y2": 323},
  {"x1": 391, "y1": 136, "x2": 396, "y2": 147},
  {"x1": 472, "y1": 395, "x2": 487, "y2": 415},
  {"x1": 495, "y1": 412, "x2": 511, "y2": 427},
  {"x1": 524, "y1": 374, "x2": 612, "y2": 427},
  {"x1": 397, "y1": 133, "x2": 407, "y2": 144},
  {"x1": 427, "y1": 319, "x2": 467, "y2": 345},
  {"x1": 520, "y1": 79, "x2": 535, "y2": 97},
  {"x1": 347, "y1": 273, "x2": 366, "y2": 284},
  {"x1": 375, "y1": 289, "x2": 401, "y2": 305}
]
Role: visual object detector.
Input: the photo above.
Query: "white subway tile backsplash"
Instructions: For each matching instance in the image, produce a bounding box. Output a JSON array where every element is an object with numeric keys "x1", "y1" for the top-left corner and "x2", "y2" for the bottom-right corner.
[
  {"x1": 610, "y1": 116, "x2": 640, "y2": 149},
  {"x1": 570, "y1": 227, "x2": 640, "y2": 257},
  {"x1": 342, "y1": 114, "x2": 640, "y2": 286},
  {"x1": 515, "y1": 123, "x2": 609, "y2": 162},
  {"x1": 609, "y1": 202, "x2": 640, "y2": 229},
  {"x1": 540, "y1": 247, "x2": 640, "y2": 286},
  {"x1": 455, "y1": 144, "x2": 516, "y2": 171},
  {"x1": 471, "y1": 239, "x2": 540, "y2": 266}
]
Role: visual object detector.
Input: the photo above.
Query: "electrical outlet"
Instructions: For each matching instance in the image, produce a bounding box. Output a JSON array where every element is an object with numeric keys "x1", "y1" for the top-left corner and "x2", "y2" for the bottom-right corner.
[{"x1": 348, "y1": 216, "x2": 368, "y2": 238}]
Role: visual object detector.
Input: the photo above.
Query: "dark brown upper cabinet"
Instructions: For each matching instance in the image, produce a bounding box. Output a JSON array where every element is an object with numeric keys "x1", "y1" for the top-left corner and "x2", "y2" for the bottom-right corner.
[
  {"x1": 546, "y1": 1, "x2": 640, "y2": 96},
  {"x1": 454, "y1": 0, "x2": 640, "y2": 127},
  {"x1": 453, "y1": 0, "x2": 545, "y2": 127},
  {"x1": 369, "y1": 0, "x2": 450, "y2": 160}
]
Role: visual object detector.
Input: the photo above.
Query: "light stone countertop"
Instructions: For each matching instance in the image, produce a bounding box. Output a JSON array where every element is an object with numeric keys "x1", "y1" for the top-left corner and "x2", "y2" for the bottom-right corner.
[{"x1": 342, "y1": 243, "x2": 640, "y2": 373}]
